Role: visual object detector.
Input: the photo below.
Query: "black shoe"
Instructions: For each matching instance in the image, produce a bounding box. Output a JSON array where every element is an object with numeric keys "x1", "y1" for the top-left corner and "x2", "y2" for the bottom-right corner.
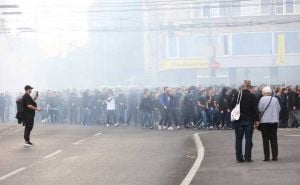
[
  {"x1": 246, "y1": 159, "x2": 253, "y2": 162},
  {"x1": 237, "y1": 159, "x2": 245, "y2": 163},
  {"x1": 24, "y1": 141, "x2": 34, "y2": 146},
  {"x1": 272, "y1": 158, "x2": 278, "y2": 161},
  {"x1": 263, "y1": 159, "x2": 270, "y2": 162}
]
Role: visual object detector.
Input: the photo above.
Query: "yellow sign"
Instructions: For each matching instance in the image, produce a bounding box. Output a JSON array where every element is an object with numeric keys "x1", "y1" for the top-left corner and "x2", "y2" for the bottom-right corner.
[
  {"x1": 159, "y1": 59, "x2": 209, "y2": 71},
  {"x1": 277, "y1": 34, "x2": 285, "y2": 64}
]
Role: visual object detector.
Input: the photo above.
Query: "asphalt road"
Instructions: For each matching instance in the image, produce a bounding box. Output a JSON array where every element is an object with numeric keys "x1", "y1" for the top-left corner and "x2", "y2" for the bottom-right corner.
[
  {"x1": 1, "y1": 123, "x2": 299, "y2": 185},
  {"x1": 192, "y1": 128, "x2": 300, "y2": 185},
  {"x1": 0, "y1": 123, "x2": 196, "y2": 185}
]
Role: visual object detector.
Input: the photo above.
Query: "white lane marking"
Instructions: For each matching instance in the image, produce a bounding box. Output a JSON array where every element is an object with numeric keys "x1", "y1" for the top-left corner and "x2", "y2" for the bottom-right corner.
[
  {"x1": 14, "y1": 128, "x2": 23, "y2": 133},
  {"x1": 0, "y1": 167, "x2": 27, "y2": 181},
  {"x1": 43, "y1": 150, "x2": 63, "y2": 159},
  {"x1": 285, "y1": 135, "x2": 300, "y2": 137},
  {"x1": 72, "y1": 139, "x2": 87, "y2": 145},
  {"x1": 94, "y1": 133, "x2": 102, "y2": 136},
  {"x1": 180, "y1": 132, "x2": 209, "y2": 185}
]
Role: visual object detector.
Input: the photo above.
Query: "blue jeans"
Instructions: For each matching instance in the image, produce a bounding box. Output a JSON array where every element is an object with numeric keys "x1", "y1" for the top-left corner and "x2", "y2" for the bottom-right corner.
[
  {"x1": 196, "y1": 109, "x2": 208, "y2": 128},
  {"x1": 142, "y1": 111, "x2": 153, "y2": 128},
  {"x1": 234, "y1": 120, "x2": 254, "y2": 161},
  {"x1": 207, "y1": 107, "x2": 215, "y2": 127}
]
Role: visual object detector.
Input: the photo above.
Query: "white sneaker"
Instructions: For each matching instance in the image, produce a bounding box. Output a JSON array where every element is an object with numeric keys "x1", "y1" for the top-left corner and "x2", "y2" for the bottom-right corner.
[
  {"x1": 176, "y1": 126, "x2": 181, "y2": 129},
  {"x1": 106, "y1": 124, "x2": 110, "y2": 127},
  {"x1": 24, "y1": 141, "x2": 34, "y2": 147},
  {"x1": 163, "y1": 126, "x2": 167, "y2": 130},
  {"x1": 114, "y1": 123, "x2": 120, "y2": 127},
  {"x1": 168, "y1": 127, "x2": 174, "y2": 130},
  {"x1": 158, "y1": 125, "x2": 162, "y2": 130}
]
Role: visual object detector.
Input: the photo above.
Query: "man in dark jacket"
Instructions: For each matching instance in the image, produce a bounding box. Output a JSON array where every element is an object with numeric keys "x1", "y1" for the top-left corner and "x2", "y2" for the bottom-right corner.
[
  {"x1": 126, "y1": 90, "x2": 139, "y2": 126},
  {"x1": 140, "y1": 89, "x2": 153, "y2": 129},
  {"x1": 0, "y1": 93, "x2": 5, "y2": 122},
  {"x1": 182, "y1": 89, "x2": 196, "y2": 128},
  {"x1": 169, "y1": 89, "x2": 180, "y2": 129},
  {"x1": 279, "y1": 88, "x2": 289, "y2": 128},
  {"x1": 287, "y1": 86, "x2": 300, "y2": 128},
  {"x1": 218, "y1": 88, "x2": 231, "y2": 129},
  {"x1": 23, "y1": 85, "x2": 41, "y2": 146},
  {"x1": 159, "y1": 87, "x2": 171, "y2": 130},
  {"x1": 116, "y1": 91, "x2": 127, "y2": 125},
  {"x1": 231, "y1": 80, "x2": 259, "y2": 163}
]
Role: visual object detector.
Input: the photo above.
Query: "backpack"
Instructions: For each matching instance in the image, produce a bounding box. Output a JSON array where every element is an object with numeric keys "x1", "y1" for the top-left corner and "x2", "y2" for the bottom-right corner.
[{"x1": 16, "y1": 97, "x2": 24, "y2": 124}]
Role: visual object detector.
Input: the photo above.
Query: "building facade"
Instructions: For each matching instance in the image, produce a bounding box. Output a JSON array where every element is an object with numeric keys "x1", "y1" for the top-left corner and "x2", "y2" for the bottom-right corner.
[{"x1": 143, "y1": 0, "x2": 300, "y2": 86}]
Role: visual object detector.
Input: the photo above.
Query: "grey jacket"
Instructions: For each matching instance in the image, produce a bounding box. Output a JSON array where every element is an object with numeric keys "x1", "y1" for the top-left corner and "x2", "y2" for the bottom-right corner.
[{"x1": 258, "y1": 96, "x2": 281, "y2": 124}]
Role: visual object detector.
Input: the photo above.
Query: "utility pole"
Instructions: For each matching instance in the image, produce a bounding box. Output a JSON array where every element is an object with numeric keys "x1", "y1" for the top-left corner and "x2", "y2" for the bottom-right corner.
[{"x1": 208, "y1": 10, "x2": 216, "y2": 86}]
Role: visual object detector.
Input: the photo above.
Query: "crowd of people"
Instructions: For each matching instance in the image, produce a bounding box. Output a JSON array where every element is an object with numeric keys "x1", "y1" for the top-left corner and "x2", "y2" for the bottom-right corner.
[
  {"x1": 0, "y1": 92, "x2": 12, "y2": 123},
  {"x1": 1, "y1": 84, "x2": 297, "y2": 130}
]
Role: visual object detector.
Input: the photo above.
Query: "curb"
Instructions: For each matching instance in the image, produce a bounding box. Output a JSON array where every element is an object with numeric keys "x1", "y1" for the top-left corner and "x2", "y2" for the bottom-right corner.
[{"x1": 180, "y1": 132, "x2": 205, "y2": 185}]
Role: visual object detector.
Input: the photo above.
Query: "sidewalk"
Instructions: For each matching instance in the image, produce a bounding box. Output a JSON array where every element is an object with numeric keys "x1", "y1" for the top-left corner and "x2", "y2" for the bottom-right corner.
[{"x1": 191, "y1": 129, "x2": 300, "y2": 185}]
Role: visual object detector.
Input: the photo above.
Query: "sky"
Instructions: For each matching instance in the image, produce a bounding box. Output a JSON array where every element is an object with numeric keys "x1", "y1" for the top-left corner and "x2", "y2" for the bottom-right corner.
[{"x1": 3, "y1": 0, "x2": 92, "y2": 57}]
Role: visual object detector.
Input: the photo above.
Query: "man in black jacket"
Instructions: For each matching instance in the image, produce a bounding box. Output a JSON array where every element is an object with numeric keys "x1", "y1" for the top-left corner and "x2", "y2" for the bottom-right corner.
[
  {"x1": 287, "y1": 86, "x2": 300, "y2": 128},
  {"x1": 23, "y1": 85, "x2": 41, "y2": 146},
  {"x1": 140, "y1": 89, "x2": 153, "y2": 129},
  {"x1": 231, "y1": 80, "x2": 259, "y2": 162}
]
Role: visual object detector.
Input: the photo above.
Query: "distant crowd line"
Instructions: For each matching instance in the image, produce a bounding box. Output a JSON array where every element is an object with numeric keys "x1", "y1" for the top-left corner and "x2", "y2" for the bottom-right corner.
[{"x1": 0, "y1": 84, "x2": 300, "y2": 129}]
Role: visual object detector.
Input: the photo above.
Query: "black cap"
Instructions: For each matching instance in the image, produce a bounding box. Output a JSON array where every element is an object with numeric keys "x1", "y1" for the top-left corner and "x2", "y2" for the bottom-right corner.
[{"x1": 24, "y1": 85, "x2": 34, "y2": 90}]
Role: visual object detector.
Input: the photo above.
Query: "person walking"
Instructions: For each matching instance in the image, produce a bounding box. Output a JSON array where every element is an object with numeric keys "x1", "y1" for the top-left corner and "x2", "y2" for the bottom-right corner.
[
  {"x1": 218, "y1": 88, "x2": 231, "y2": 129},
  {"x1": 106, "y1": 92, "x2": 117, "y2": 127},
  {"x1": 256, "y1": 86, "x2": 281, "y2": 161},
  {"x1": 231, "y1": 80, "x2": 259, "y2": 163},
  {"x1": 195, "y1": 90, "x2": 208, "y2": 129},
  {"x1": 139, "y1": 89, "x2": 154, "y2": 129},
  {"x1": 23, "y1": 85, "x2": 41, "y2": 146},
  {"x1": 279, "y1": 88, "x2": 289, "y2": 128},
  {"x1": 287, "y1": 86, "x2": 300, "y2": 128},
  {"x1": 159, "y1": 87, "x2": 171, "y2": 130}
]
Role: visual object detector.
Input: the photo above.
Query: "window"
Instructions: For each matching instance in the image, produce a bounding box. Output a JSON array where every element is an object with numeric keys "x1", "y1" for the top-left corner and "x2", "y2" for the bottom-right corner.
[
  {"x1": 210, "y1": 3, "x2": 219, "y2": 17},
  {"x1": 276, "y1": 0, "x2": 284, "y2": 14},
  {"x1": 219, "y1": 2, "x2": 227, "y2": 16},
  {"x1": 192, "y1": 2, "x2": 221, "y2": 18},
  {"x1": 232, "y1": 33, "x2": 273, "y2": 55},
  {"x1": 179, "y1": 36, "x2": 210, "y2": 58},
  {"x1": 221, "y1": 35, "x2": 229, "y2": 55},
  {"x1": 286, "y1": 0, "x2": 294, "y2": 13},
  {"x1": 203, "y1": 4, "x2": 210, "y2": 17},
  {"x1": 275, "y1": 32, "x2": 300, "y2": 54},
  {"x1": 231, "y1": 1, "x2": 241, "y2": 16},
  {"x1": 202, "y1": 3, "x2": 219, "y2": 17},
  {"x1": 261, "y1": 0, "x2": 271, "y2": 15},
  {"x1": 167, "y1": 36, "x2": 178, "y2": 58},
  {"x1": 276, "y1": 0, "x2": 294, "y2": 14},
  {"x1": 192, "y1": 4, "x2": 201, "y2": 18}
]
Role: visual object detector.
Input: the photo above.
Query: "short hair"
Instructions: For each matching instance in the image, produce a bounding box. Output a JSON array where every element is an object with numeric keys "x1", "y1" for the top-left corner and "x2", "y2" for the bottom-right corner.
[
  {"x1": 164, "y1": 87, "x2": 168, "y2": 91},
  {"x1": 262, "y1": 86, "x2": 272, "y2": 95},
  {"x1": 144, "y1": 88, "x2": 149, "y2": 94},
  {"x1": 243, "y1": 80, "x2": 251, "y2": 89}
]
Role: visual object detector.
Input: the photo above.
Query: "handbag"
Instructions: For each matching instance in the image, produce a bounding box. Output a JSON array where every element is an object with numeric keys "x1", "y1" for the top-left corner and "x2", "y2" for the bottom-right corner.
[
  {"x1": 231, "y1": 91, "x2": 242, "y2": 122},
  {"x1": 257, "y1": 96, "x2": 273, "y2": 131}
]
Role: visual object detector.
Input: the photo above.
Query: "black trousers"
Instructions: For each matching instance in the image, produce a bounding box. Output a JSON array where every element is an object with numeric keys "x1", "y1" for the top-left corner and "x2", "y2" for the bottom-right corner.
[
  {"x1": 24, "y1": 116, "x2": 34, "y2": 142},
  {"x1": 260, "y1": 123, "x2": 278, "y2": 160},
  {"x1": 24, "y1": 124, "x2": 33, "y2": 142},
  {"x1": 106, "y1": 110, "x2": 117, "y2": 124},
  {"x1": 159, "y1": 108, "x2": 169, "y2": 126}
]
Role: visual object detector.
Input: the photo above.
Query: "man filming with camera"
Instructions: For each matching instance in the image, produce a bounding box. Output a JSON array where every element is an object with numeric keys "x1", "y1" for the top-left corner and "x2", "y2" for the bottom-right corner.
[{"x1": 23, "y1": 85, "x2": 41, "y2": 146}]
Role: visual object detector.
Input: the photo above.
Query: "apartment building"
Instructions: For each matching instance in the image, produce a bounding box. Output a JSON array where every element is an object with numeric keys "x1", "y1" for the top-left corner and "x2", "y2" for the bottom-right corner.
[{"x1": 143, "y1": 0, "x2": 300, "y2": 86}]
